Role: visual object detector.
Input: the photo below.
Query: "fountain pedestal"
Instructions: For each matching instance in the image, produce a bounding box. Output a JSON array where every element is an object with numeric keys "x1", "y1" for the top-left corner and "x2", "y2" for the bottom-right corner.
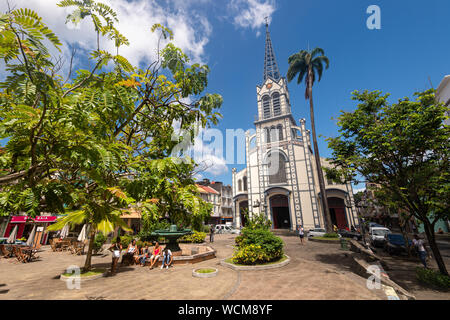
[{"x1": 151, "y1": 225, "x2": 191, "y2": 253}]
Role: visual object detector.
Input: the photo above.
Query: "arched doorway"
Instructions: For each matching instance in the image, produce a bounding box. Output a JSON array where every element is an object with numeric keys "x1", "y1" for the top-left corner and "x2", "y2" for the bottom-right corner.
[
  {"x1": 239, "y1": 200, "x2": 248, "y2": 227},
  {"x1": 328, "y1": 197, "x2": 348, "y2": 230},
  {"x1": 270, "y1": 194, "x2": 291, "y2": 229}
]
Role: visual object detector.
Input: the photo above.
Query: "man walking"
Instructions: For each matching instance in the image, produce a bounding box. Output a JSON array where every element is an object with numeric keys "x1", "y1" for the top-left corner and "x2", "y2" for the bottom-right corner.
[
  {"x1": 209, "y1": 225, "x2": 215, "y2": 243},
  {"x1": 413, "y1": 234, "x2": 431, "y2": 269}
]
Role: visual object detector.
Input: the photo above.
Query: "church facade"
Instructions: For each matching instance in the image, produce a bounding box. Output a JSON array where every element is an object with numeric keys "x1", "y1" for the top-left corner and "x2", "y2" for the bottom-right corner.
[{"x1": 232, "y1": 24, "x2": 358, "y2": 232}]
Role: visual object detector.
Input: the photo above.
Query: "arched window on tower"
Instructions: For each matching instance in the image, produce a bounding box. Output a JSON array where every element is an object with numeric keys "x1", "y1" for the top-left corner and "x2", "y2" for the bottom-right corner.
[
  {"x1": 272, "y1": 92, "x2": 281, "y2": 116},
  {"x1": 243, "y1": 176, "x2": 248, "y2": 191},
  {"x1": 267, "y1": 152, "x2": 287, "y2": 184},
  {"x1": 262, "y1": 95, "x2": 271, "y2": 119},
  {"x1": 270, "y1": 126, "x2": 277, "y2": 142},
  {"x1": 277, "y1": 124, "x2": 283, "y2": 141},
  {"x1": 238, "y1": 179, "x2": 242, "y2": 192}
]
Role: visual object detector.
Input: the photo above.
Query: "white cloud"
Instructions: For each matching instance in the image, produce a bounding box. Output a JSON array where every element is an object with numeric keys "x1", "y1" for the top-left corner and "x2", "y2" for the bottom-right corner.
[
  {"x1": 228, "y1": 0, "x2": 276, "y2": 36},
  {"x1": 0, "y1": 0, "x2": 212, "y2": 72}
]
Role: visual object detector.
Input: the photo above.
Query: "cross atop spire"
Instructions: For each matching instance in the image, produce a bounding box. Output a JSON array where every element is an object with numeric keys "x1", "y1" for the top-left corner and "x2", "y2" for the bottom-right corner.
[{"x1": 263, "y1": 19, "x2": 280, "y2": 82}]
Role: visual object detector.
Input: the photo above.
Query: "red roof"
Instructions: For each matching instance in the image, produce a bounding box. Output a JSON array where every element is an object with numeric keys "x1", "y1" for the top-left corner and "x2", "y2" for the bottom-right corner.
[{"x1": 198, "y1": 185, "x2": 219, "y2": 194}]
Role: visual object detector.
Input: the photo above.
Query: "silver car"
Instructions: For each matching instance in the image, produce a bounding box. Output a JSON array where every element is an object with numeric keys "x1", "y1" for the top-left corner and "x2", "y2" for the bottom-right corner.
[{"x1": 307, "y1": 228, "x2": 326, "y2": 237}]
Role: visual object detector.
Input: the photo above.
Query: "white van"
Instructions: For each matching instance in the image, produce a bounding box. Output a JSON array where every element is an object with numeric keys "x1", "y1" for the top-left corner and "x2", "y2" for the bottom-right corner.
[
  {"x1": 369, "y1": 227, "x2": 391, "y2": 247},
  {"x1": 215, "y1": 224, "x2": 232, "y2": 234}
]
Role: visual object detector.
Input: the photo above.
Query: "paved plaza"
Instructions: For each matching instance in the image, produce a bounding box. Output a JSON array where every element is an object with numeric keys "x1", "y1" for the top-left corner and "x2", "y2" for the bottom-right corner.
[{"x1": 0, "y1": 234, "x2": 448, "y2": 300}]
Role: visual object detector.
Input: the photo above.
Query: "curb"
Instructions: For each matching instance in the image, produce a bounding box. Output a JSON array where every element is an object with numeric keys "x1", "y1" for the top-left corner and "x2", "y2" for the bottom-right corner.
[
  {"x1": 220, "y1": 255, "x2": 290, "y2": 271},
  {"x1": 192, "y1": 268, "x2": 219, "y2": 278},
  {"x1": 308, "y1": 238, "x2": 341, "y2": 244}
]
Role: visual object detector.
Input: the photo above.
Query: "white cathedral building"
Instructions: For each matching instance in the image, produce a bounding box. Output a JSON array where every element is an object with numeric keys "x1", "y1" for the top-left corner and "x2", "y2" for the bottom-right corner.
[{"x1": 232, "y1": 23, "x2": 358, "y2": 232}]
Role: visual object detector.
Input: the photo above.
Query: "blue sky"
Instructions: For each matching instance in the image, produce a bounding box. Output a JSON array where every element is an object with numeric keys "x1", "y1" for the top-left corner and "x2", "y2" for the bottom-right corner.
[
  {"x1": 1, "y1": 0, "x2": 450, "y2": 189},
  {"x1": 201, "y1": 0, "x2": 450, "y2": 187}
]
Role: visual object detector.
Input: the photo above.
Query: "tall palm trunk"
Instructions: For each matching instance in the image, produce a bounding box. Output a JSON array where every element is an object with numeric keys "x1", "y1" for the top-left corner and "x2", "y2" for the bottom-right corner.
[
  {"x1": 83, "y1": 224, "x2": 96, "y2": 272},
  {"x1": 307, "y1": 67, "x2": 333, "y2": 233}
]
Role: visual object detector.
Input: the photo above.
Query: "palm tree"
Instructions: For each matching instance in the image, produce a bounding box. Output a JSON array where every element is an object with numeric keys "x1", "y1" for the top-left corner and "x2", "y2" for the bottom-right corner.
[
  {"x1": 287, "y1": 48, "x2": 333, "y2": 233},
  {"x1": 47, "y1": 187, "x2": 133, "y2": 271}
]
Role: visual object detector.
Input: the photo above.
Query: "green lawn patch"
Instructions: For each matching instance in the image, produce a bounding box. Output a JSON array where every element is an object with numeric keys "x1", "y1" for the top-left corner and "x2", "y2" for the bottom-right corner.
[
  {"x1": 62, "y1": 268, "x2": 106, "y2": 277},
  {"x1": 195, "y1": 268, "x2": 216, "y2": 274}
]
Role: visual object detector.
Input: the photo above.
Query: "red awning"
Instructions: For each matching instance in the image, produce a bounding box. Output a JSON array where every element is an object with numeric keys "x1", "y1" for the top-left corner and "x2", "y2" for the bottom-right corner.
[
  {"x1": 10, "y1": 216, "x2": 29, "y2": 223},
  {"x1": 35, "y1": 216, "x2": 58, "y2": 222},
  {"x1": 10, "y1": 216, "x2": 58, "y2": 223}
]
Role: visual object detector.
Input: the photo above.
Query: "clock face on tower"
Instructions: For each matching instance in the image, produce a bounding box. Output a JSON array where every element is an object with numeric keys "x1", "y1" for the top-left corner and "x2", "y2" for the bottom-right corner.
[{"x1": 266, "y1": 83, "x2": 272, "y2": 89}]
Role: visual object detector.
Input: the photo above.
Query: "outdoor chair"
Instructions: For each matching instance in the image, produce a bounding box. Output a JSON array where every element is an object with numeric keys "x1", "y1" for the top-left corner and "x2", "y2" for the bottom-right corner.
[
  {"x1": 49, "y1": 239, "x2": 60, "y2": 252},
  {"x1": 13, "y1": 246, "x2": 31, "y2": 263},
  {"x1": 60, "y1": 240, "x2": 71, "y2": 251},
  {"x1": 77, "y1": 242, "x2": 86, "y2": 255},
  {"x1": 0, "y1": 244, "x2": 13, "y2": 258}
]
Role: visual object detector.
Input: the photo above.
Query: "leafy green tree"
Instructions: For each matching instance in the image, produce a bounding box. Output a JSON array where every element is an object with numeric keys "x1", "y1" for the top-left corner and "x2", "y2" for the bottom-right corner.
[
  {"x1": 0, "y1": 1, "x2": 222, "y2": 270},
  {"x1": 326, "y1": 89, "x2": 449, "y2": 275},
  {"x1": 287, "y1": 48, "x2": 332, "y2": 233}
]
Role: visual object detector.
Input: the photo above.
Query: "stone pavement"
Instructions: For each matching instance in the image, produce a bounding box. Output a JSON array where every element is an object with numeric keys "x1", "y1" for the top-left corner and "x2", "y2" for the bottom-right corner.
[{"x1": 0, "y1": 234, "x2": 387, "y2": 300}]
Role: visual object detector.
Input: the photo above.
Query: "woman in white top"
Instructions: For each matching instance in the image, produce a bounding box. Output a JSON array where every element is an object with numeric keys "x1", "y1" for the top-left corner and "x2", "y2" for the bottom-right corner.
[
  {"x1": 298, "y1": 225, "x2": 305, "y2": 245},
  {"x1": 122, "y1": 239, "x2": 137, "y2": 265}
]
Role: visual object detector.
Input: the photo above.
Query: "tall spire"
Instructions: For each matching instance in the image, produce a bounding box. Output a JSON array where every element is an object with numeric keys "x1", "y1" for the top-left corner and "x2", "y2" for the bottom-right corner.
[{"x1": 263, "y1": 19, "x2": 281, "y2": 82}]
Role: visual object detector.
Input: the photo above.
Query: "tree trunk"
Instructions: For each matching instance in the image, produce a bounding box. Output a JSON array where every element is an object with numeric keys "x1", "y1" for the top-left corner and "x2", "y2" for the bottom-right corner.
[
  {"x1": 307, "y1": 68, "x2": 333, "y2": 233},
  {"x1": 83, "y1": 225, "x2": 96, "y2": 272},
  {"x1": 422, "y1": 219, "x2": 448, "y2": 276}
]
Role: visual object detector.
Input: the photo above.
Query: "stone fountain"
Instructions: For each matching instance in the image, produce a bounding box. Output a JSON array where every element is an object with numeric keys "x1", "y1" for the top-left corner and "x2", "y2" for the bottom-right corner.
[{"x1": 151, "y1": 224, "x2": 191, "y2": 253}]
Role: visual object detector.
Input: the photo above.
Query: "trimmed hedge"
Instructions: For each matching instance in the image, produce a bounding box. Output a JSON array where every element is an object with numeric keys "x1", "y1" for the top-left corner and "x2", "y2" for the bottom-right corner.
[
  {"x1": 232, "y1": 228, "x2": 283, "y2": 265},
  {"x1": 416, "y1": 267, "x2": 450, "y2": 289},
  {"x1": 178, "y1": 231, "x2": 206, "y2": 243}
]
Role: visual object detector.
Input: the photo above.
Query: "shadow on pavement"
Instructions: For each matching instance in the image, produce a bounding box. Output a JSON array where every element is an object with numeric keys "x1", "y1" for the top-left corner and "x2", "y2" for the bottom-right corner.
[{"x1": 314, "y1": 252, "x2": 354, "y2": 272}]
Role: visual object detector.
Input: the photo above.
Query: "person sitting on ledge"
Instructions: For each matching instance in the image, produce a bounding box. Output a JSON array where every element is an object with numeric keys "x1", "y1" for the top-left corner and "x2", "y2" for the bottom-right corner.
[
  {"x1": 139, "y1": 244, "x2": 150, "y2": 266},
  {"x1": 149, "y1": 241, "x2": 161, "y2": 270},
  {"x1": 122, "y1": 239, "x2": 138, "y2": 265},
  {"x1": 161, "y1": 247, "x2": 173, "y2": 269}
]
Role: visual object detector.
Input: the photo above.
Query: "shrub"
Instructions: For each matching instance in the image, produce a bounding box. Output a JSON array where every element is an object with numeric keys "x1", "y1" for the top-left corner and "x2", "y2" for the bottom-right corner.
[
  {"x1": 324, "y1": 233, "x2": 339, "y2": 238},
  {"x1": 136, "y1": 240, "x2": 145, "y2": 249},
  {"x1": 202, "y1": 224, "x2": 212, "y2": 233},
  {"x1": 178, "y1": 231, "x2": 206, "y2": 243},
  {"x1": 232, "y1": 228, "x2": 283, "y2": 265},
  {"x1": 416, "y1": 267, "x2": 450, "y2": 289},
  {"x1": 93, "y1": 232, "x2": 106, "y2": 254},
  {"x1": 120, "y1": 234, "x2": 134, "y2": 247},
  {"x1": 243, "y1": 212, "x2": 272, "y2": 230}
]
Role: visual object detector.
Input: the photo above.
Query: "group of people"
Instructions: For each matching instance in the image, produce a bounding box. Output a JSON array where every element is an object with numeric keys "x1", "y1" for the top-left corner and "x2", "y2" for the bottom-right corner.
[{"x1": 108, "y1": 238, "x2": 173, "y2": 275}]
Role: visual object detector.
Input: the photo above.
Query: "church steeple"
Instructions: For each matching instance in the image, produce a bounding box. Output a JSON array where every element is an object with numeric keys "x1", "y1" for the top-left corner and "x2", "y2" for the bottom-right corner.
[{"x1": 263, "y1": 20, "x2": 281, "y2": 82}]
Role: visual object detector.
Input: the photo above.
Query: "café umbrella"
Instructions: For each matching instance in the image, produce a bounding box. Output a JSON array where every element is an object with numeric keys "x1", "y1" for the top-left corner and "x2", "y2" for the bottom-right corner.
[
  {"x1": 77, "y1": 224, "x2": 88, "y2": 242},
  {"x1": 26, "y1": 225, "x2": 37, "y2": 247},
  {"x1": 60, "y1": 223, "x2": 70, "y2": 239},
  {"x1": 7, "y1": 225, "x2": 18, "y2": 244}
]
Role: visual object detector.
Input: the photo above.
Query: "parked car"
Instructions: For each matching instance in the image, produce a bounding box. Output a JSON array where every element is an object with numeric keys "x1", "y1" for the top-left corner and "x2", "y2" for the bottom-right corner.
[
  {"x1": 215, "y1": 224, "x2": 232, "y2": 234},
  {"x1": 384, "y1": 233, "x2": 413, "y2": 255},
  {"x1": 369, "y1": 227, "x2": 391, "y2": 247},
  {"x1": 307, "y1": 228, "x2": 326, "y2": 237},
  {"x1": 366, "y1": 222, "x2": 384, "y2": 231},
  {"x1": 230, "y1": 228, "x2": 241, "y2": 235},
  {"x1": 338, "y1": 229, "x2": 362, "y2": 241}
]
